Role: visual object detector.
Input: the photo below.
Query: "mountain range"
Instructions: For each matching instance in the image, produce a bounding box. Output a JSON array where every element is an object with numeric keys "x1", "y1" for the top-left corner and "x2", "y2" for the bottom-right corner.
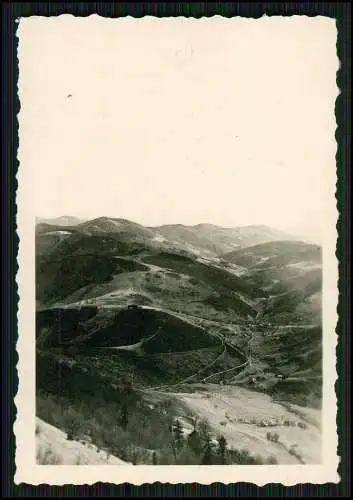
[{"x1": 35, "y1": 216, "x2": 322, "y2": 465}]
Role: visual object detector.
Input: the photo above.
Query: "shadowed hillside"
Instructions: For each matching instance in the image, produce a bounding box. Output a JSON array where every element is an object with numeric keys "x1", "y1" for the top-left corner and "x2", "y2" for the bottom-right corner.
[{"x1": 37, "y1": 306, "x2": 218, "y2": 353}]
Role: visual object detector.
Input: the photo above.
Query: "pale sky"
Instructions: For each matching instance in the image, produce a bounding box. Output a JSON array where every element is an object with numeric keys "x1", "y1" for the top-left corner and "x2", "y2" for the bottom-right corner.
[{"x1": 18, "y1": 16, "x2": 338, "y2": 243}]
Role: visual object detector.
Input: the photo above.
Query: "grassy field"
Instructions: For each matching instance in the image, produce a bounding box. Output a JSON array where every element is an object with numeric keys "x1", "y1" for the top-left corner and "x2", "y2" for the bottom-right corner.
[{"x1": 172, "y1": 385, "x2": 322, "y2": 464}]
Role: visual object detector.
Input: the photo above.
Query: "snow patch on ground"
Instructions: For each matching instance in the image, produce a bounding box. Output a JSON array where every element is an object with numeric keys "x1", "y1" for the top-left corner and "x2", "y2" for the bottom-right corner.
[
  {"x1": 108, "y1": 340, "x2": 144, "y2": 352},
  {"x1": 172, "y1": 386, "x2": 321, "y2": 465},
  {"x1": 45, "y1": 230, "x2": 72, "y2": 236},
  {"x1": 182, "y1": 243, "x2": 201, "y2": 255},
  {"x1": 96, "y1": 288, "x2": 137, "y2": 299},
  {"x1": 287, "y1": 261, "x2": 321, "y2": 271},
  {"x1": 257, "y1": 257, "x2": 270, "y2": 264},
  {"x1": 153, "y1": 234, "x2": 166, "y2": 243},
  {"x1": 36, "y1": 418, "x2": 129, "y2": 465},
  {"x1": 196, "y1": 257, "x2": 212, "y2": 265},
  {"x1": 108, "y1": 219, "x2": 123, "y2": 228}
]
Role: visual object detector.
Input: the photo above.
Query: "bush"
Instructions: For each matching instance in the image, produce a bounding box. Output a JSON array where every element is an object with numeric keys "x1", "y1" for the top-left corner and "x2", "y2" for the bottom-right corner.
[
  {"x1": 288, "y1": 445, "x2": 302, "y2": 461},
  {"x1": 126, "y1": 446, "x2": 151, "y2": 465},
  {"x1": 284, "y1": 419, "x2": 296, "y2": 427},
  {"x1": 216, "y1": 435, "x2": 230, "y2": 465},
  {"x1": 266, "y1": 431, "x2": 279, "y2": 443},
  {"x1": 187, "y1": 430, "x2": 202, "y2": 456},
  {"x1": 62, "y1": 407, "x2": 81, "y2": 440},
  {"x1": 231, "y1": 448, "x2": 262, "y2": 465}
]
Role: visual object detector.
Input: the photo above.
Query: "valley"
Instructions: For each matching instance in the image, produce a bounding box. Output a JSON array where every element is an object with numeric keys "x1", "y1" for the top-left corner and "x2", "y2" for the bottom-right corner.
[{"x1": 35, "y1": 216, "x2": 322, "y2": 465}]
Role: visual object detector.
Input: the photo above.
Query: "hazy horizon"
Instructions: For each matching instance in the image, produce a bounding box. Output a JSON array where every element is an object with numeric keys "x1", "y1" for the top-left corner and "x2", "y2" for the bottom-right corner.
[
  {"x1": 20, "y1": 16, "x2": 338, "y2": 247},
  {"x1": 35, "y1": 213, "x2": 320, "y2": 244}
]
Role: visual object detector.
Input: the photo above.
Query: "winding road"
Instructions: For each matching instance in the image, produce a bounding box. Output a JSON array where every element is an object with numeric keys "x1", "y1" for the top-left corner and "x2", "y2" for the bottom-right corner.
[
  {"x1": 118, "y1": 302, "x2": 306, "y2": 393},
  {"x1": 139, "y1": 319, "x2": 253, "y2": 391},
  {"x1": 143, "y1": 344, "x2": 227, "y2": 391}
]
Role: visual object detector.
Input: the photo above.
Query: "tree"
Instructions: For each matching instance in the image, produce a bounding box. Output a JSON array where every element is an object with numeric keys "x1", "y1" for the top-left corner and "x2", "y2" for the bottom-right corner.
[
  {"x1": 175, "y1": 446, "x2": 200, "y2": 465},
  {"x1": 128, "y1": 445, "x2": 138, "y2": 465},
  {"x1": 198, "y1": 419, "x2": 212, "y2": 443},
  {"x1": 194, "y1": 420, "x2": 213, "y2": 465},
  {"x1": 120, "y1": 404, "x2": 129, "y2": 431},
  {"x1": 123, "y1": 375, "x2": 133, "y2": 395},
  {"x1": 231, "y1": 448, "x2": 252, "y2": 465},
  {"x1": 187, "y1": 430, "x2": 202, "y2": 456},
  {"x1": 159, "y1": 446, "x2": 175, "y2": 465},
  {"x1": 191, "y1": 416, "x2": 198, "y2": 431},
  {"x1": 172, "y1": 419, "x2": 184, "y2": 455},
  {"x1": 63, "y1": 407, "x2": 80, "y2": 441},
  {"x1": 201, "y1": 436, "x2": 214, "y2": 465},
  {"x1": 217, "y1": 435, "x2": 228, "y2": 465},
  {"x1": 199, "y1": 421, "x2": 214, "y2": 465}
]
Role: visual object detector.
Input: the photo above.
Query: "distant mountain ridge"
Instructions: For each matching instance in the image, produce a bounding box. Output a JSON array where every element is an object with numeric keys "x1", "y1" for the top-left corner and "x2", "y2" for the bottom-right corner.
[
  {"x1": 151, "y1": 223, "x2": 295, "y2": 255},
  {"x1": 36, "y1": 216, "x2": 86, "y2": 227},
  {"x1": 35, "y1": 216, "x2": 297, "y2": 258}
]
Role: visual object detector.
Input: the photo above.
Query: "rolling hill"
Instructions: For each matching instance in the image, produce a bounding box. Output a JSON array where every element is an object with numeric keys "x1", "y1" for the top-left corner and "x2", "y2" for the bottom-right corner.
[
  {"x1": 36, "y1": 217, "x2": 201, "y2": 259},
  {"x1": 35, "y1": 216, "x2": 323, "y2": 464},
  {"x1": 222, "y1": 240, "x2": 322, "y2": 324},
  {"x1": 36, "y1": 217, "x2": 294, "y2": 260},
  {"x1": 151, "y1": 223, "x2": 294, "y2": 255}
]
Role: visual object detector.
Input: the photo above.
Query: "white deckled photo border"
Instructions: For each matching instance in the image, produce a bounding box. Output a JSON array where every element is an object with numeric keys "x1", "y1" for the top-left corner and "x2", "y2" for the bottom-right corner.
[{"x1": 14, "y1": 14, "x2": 340, "y2": 485}]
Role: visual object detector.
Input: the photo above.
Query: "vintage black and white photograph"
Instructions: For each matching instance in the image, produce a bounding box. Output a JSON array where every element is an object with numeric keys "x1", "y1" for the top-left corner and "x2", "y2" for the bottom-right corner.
[{"x1": 15, "y1": 15, "x2": 339, "y2": 485}]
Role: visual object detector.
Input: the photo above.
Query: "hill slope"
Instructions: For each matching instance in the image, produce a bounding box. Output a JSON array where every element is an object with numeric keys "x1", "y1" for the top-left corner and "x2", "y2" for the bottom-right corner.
[
  {"x1": 223, "y1": 240, "x2": 322, "y2": 324},
  {"x1": 35, "y1": 216, "x2": 323, "y2": 464},
  {"x1": 152, "y1": 223, "x2": 294, "y2": 255},
  {"x1": 35, "y1": 219, "x2": 322, "y2": 388},
  {"x1": 36, "y1": 418, "x2": 129, "y2": 465}
]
